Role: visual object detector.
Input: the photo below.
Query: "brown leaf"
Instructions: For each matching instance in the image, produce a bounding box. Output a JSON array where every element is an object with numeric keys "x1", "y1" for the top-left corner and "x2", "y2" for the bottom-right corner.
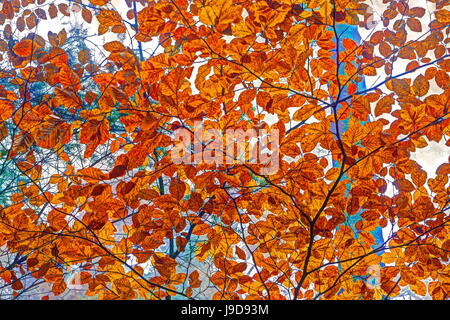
[
  {"x1": 57, "y1": 29, "x2": 67, "y2": 46},
  {"x1": 48, "y1": 4, "x2": 58, "y2": 19},
  {"x1": 391, "y1": 79, "x2": 410, "y2": 96},
  {"x1": 170, "y1": 178, "x2": 186, "y2": 201},
  {"x1": 13, "y1": 39, "x2": 34, "y2": 57},
  {"x1": 52, "y1": 278, "x2": 67, "y2": 296},
  {"x1": 407, "y1": 18, "x2": 422, "y2": 32},
  {"x1": 409, "y1": 7, "x2": 425, "y2": 18},
  {"x1": 412, "y1": 168, "x2": 427, "y2": 187},
  {"x1": 394, "y1": 179, "x2": 415, "y2": 192},
  {"x1": 412, "y1": 74, "x2": 429, "y2": 97},
  {"x1": 109, "y1": 165, "x2": 127, "y2": 179},
  {"x1": 82, "y1": 8, "x2": 93, "y2": 23}
]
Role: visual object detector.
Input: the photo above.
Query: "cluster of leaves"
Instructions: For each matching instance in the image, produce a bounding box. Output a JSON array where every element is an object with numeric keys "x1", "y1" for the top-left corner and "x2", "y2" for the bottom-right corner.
[{"x1": 0, "y1": 0, "x2": 449, "y2": 300}]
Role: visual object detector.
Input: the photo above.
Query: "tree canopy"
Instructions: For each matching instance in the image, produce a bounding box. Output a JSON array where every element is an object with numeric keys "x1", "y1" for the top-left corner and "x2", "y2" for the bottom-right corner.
[{"x1": 0, "y1": 0, "x2": 449, "y2": 300}]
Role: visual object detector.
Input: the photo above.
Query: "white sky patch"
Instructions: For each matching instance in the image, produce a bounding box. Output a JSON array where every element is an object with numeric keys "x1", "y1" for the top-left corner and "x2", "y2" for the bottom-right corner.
[{"x1": 411, "y1": 139, "x2": 449, "y2": 178}]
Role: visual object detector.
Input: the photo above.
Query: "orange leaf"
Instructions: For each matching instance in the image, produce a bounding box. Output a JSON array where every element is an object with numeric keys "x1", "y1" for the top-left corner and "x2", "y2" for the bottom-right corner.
[
  {"x1": 436, "y1": 9, "x2": 450, "y2": 24},
  {"x1": 374, "y1": 95, "x2": 395, "y2": 117},
  {"x1": 13, "y1": 39, "x2": 34, "y2": 57},
  {"x1": 48, "y1": 209, "x2": 68, "y2": 231},
  {"x1": 170, "y1": 178, "x2": 186, "y2": 201},
  {"x1": 391, "y1": 79, "x2": 410, "y2": 96},
  {"x1": 412, "y1": 168, "x2": 427, "y2": 187},
  {"x1": 394, "y1": 179, "x2": 415, "y2": 192},
  {"x1": 89, "y1": 0, "x2": 109, "y2": 5},
  {"x1": 0, "y1": 100, "x2": 14, "y2": 121},
  {"x1": 407, "y1": 18, "x2": 422, "y2": 32},
  {"x1": 52, "y1": 278, "x2": 67, "y2": 296},
  {"x1": 412, "y1": 74, "x2": 429, "y2": 97}
]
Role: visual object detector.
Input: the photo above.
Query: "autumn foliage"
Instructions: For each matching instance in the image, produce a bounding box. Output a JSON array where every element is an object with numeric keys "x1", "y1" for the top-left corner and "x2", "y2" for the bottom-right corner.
[{"x1": 0, "y1": 0, "x2": 449, "y2": 300}]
